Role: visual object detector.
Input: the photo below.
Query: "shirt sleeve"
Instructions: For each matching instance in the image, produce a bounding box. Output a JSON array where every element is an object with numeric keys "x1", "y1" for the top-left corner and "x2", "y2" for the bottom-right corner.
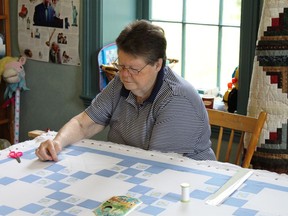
[{"x1": 85, "y1": 76, "x2": 121, "y2": 126}]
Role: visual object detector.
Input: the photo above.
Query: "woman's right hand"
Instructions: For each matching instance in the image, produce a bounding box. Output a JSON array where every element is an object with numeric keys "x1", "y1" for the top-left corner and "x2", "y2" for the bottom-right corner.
[{"x1": 35, "y1": 139, "x2": 62, "y2": 162}]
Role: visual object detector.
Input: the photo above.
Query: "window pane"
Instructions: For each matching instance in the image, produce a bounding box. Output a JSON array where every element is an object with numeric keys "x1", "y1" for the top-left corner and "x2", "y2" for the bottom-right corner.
[
  {"x1": 185, "y1": 25, "x2": 218, "y2": 90},
  {"x1": 151, "y1": 0, "x2": 183, "y2": 21},
  {"x1": 222, "y1": 0, "x2": 241, "y2": 26},
  {"x1": 220, "y1": 27, "x2": 240, "y2": 93},
  {"x1": 150, "y1": 0, "x2": 242, "y2": 95},
  {"x1": 153, "y1": 22, "x2": 182, "y2": 75},
  {"x1": 186, "y1": 0, "x2": 220, "y2": 25}
]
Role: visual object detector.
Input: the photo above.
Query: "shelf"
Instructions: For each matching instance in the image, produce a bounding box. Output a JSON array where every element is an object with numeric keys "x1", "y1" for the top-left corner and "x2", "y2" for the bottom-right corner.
[
  {"x1": 0, "y1": 118, "x2": 9, "y2": 124},
  {"x1": 0, "y1": 0, "x2": 11, "y2": 56},
  {"x1": 0, "y1": 0, "x2": 12, "y2": 144}
]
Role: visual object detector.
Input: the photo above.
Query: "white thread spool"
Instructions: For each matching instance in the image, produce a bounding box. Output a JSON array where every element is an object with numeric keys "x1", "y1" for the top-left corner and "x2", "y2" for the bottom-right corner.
[{"x1": 181, "y1": 183, "x2": 190, "y2": 202}]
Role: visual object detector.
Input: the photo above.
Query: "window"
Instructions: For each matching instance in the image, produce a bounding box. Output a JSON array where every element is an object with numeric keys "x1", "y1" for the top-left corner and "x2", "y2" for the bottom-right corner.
[{"x1": 150, "y1": 0, "x2": 241, "y2": 94}]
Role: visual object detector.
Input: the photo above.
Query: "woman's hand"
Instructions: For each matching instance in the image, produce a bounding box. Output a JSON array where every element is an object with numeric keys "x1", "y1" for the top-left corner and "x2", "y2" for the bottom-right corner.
[
  {"x1": 34, "y1": 111, "x2": 105, "y2": 162},
  {"x1": 35, "y1": 139, "x2": 62, "y2": 161}
]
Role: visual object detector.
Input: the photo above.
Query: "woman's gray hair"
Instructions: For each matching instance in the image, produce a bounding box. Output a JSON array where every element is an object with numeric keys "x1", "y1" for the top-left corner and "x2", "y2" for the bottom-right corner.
[{"x1": 116, "y1": 20, "x2": 167, "y2": 68}]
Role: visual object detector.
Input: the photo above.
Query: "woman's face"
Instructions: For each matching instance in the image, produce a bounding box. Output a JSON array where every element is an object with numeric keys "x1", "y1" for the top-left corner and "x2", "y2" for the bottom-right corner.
[{"x1": 117, "y1": 50, "x2": 162, "y2": 96}]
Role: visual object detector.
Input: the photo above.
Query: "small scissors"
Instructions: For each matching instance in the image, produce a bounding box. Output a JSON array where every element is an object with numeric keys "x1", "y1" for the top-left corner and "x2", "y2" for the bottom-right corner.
[{"x1": 9, "y1": 150, "x2": 23, "y2": 163}]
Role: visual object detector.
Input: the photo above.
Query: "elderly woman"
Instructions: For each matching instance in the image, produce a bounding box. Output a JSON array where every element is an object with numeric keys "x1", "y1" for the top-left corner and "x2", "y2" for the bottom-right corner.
[{"x1": 36, "y1": 20, "x2": 216, "y2": 162}]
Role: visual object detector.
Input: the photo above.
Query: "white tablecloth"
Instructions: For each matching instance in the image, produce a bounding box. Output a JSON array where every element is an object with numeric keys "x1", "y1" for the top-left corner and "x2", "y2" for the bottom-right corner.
[{"x1": 0, "y1": 132, "x2": 287, "y2": 216}]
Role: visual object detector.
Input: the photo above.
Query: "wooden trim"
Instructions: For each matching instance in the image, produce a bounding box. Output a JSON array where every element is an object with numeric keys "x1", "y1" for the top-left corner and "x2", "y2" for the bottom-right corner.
[
  {"x1": 3, "y1": 0, "x2": 11, "y2": 56},
  {"x1": 80, "y1": 0, "x2": 103, "y2": 106},
  {"x1": 28, "y1": 130, "x2": 45, "y2": 138}
]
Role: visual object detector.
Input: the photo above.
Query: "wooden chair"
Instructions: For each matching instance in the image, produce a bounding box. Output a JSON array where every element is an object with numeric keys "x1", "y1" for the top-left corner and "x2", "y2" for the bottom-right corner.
[{"x1": 207, "y1": 109, "x2": 267, "y2": 168}]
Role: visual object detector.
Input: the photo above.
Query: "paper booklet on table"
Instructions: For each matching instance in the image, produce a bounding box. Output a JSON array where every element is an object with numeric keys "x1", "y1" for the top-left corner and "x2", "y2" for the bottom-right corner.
[
  {"x1": 93, "y1": 195, "x2": 142, "y2": 216},
  {"x1": 206, "y1": 168, "x2": 253, "y2": 206}
]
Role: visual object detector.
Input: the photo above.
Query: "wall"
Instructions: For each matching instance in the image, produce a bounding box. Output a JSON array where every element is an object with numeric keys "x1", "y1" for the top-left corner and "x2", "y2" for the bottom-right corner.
[
  {"x1": 102, "y1": 0, "x2": 137, "y2": 45},
  {"x1": 9, "y1": 0, "x2": 136, "y2": 142}
]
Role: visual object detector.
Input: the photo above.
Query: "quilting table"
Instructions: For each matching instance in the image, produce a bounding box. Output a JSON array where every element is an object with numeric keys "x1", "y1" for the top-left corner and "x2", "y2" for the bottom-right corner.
[{"x1": 0, "y1": 133, "x2": 288, "y2": 216}]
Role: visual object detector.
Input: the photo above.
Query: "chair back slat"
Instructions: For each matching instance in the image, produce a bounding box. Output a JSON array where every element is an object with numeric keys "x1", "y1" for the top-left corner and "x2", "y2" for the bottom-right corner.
[
  {"x1": 235, "y1": 132, "x2": 245, "y2": 165},
  {"x1": 216, "y1": 126, "x2": 224, "y2": 160},
  {"x1": 225, "y1": 129, "x2": 235, "y2": 162}
]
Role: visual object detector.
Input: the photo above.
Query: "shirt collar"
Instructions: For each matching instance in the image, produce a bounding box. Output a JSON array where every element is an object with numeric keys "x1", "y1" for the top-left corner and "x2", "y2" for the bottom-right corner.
[{"x1": 120, "y1": 67, "x2": 165, "y2": 103}]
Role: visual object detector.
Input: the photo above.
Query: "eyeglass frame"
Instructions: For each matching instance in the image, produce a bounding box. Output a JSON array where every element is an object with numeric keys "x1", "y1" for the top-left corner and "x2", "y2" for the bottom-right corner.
[{"x1": 112, "y1": 58, "x2": 149, "y2": 75}]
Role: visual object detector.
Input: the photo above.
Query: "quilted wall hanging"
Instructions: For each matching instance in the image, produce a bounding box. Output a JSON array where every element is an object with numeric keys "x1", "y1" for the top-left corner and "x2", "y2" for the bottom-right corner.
[
  {"x1": 247, "y1": 0, "x2": 288, "y2": 173},
  {"x1": 17, "y1": 0, "x2": 80, "y2": 66}
]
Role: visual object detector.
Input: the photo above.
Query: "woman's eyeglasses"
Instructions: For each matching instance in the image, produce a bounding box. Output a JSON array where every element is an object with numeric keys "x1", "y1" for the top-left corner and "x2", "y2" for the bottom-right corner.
[{"x1": 112, "y1": 59, "x2": 148, "y2": 75}]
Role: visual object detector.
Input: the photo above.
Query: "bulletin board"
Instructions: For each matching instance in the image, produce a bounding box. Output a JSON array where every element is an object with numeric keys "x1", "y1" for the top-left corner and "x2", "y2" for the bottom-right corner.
[{"x1": 17, "y1": 0, "x2": 80, "y2": 66}]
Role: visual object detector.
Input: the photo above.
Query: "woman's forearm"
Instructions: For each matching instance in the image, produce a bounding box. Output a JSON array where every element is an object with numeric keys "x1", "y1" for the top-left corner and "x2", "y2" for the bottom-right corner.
[{"x1": 54, "y1": 112, "x2": 105, "y2": 148}]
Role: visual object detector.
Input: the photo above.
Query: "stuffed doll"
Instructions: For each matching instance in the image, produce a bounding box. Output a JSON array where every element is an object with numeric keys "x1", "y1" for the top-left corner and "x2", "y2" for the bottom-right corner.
[
  {"x1": 0, "y1": 56, "x2": 29, "y2": 100},
  {"x1": 223, "y1": 66, "x2": 239, "y2": 113},
  {"x1": 0, "y1": 56, "x2": 17, "y2": 82},
  {"x1": 227, "y1": 67, "x2": 239, "y2": 113}
]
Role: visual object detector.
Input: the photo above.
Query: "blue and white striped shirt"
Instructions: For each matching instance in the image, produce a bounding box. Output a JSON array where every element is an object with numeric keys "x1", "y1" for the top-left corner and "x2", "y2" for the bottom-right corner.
[{"x1": 86, "y1": 66, "x2": 216, "y2": 160}]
